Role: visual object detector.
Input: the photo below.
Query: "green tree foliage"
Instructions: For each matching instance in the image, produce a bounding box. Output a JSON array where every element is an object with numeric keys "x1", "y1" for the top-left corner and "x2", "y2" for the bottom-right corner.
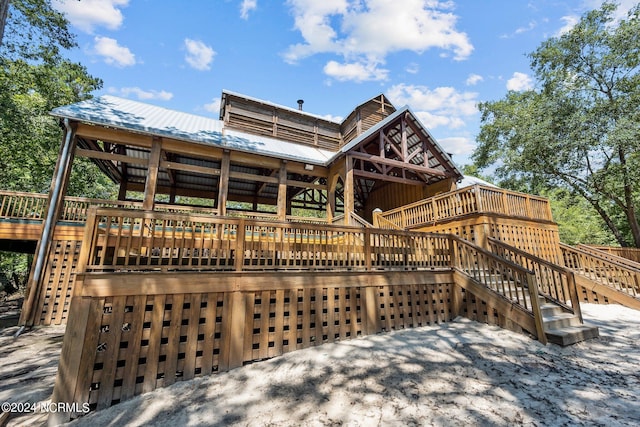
[
  {"x1": 473, "y1": 2, "x2": 640, "y2": 247},
  {"x1": 543, "y1": 188, "x2": 618, "y2": 246},
  {"x1": 0, "y1": 1, "x2": 116, "y2": 293},
  {"x1": 0, "y1": 0, "x2": 114, "y2": 197}
]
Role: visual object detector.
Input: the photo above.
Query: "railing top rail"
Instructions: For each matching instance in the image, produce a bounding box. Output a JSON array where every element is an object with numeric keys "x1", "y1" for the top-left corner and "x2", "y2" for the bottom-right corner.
[
  {"x1": 0, "y1": 190, "x2": 49, "y2": 198},
  {"x1": 378, "y1": 184, "x2": 552, "y2": 222},
  {"x1": 560, "y1": 242, "x2": 640, "y2": 272},
  {"x1": 90, "y1": 206, "x2": 448, "y2": 238},
  {"x1": 489, "y1": 237, "x2": 574, "y2": 275},
  {"x1": 576, "y1": 244, "x2": 640, "y2": 271},
  {"x1": 451, "y1": 234, "x2": 535, "y2": 276}
]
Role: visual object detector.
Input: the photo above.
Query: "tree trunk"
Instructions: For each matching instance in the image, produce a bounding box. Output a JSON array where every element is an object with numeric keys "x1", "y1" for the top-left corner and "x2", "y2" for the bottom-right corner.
[
  {"x1": 0, "y1": 0, "x2": 9, "y2": 48},
  {"x1": 624, "y1": 204, "x2": 640, "y2": 248}
]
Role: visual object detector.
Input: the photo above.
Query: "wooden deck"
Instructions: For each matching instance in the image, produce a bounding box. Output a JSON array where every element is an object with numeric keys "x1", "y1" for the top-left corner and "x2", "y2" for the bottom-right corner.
[
  {"x1": 1, "y1": 189, "x2": 636, "y2": 423},
  {"x1": 50, "y1": 205, "x2": 568, "y2": 423}
]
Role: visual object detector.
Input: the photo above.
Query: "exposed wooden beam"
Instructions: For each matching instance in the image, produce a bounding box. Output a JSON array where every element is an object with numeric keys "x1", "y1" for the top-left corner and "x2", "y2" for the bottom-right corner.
[
  {"x1": 75, "y1": 123, "x2": 153, "y2": 148},
  {"x1": 349, "y1": 151, "x2": 447, "y2": 177},
  {"x1": 143, "y1": 138, "x2": 162, "y2": 210},
  {"x1": 403, "y1": 113, "x2": 455, "y2": 173},
  {"x1": 218, "y1": 150, "x2": 231, "y2": 215},
  {"x1": 277, "y1": 161, "x2": 287, "y2": 220},
  {"x1": 160, "y1": 160, "x2": 221, "y2": 177},
  {"x1": 353, "y1": 169, "x2": 427, "y2": 186},
  {"x1": 257, "y1": 169, "x2": 278, "y2": 196},
  {"x1": 344, "y1": 156, "x2": 354, "y2": 219},
  {"x1": 76, "y1": 147, "x2": 149, "y2": 166},
  {"x1": 229, "y1": 170, "x2": 278, "y2": 184}
]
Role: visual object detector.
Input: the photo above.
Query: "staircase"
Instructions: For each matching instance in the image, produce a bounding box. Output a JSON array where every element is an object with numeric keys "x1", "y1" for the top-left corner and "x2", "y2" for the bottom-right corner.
[
  {"x1": 540, "y1": 298, "x2": 599, "y2": 346},
  {"x1": 561, "y1": 243, "x2": 640, "y2": 310}
]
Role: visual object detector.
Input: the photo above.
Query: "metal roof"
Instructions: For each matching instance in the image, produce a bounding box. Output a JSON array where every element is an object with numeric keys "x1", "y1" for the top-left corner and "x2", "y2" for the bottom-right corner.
[
  {"x1": 51, "y1": 95, "x2": 335, "y2": 166},
  {"x1": 50, "y1": 95, "x2": 462, "y2": 179}
]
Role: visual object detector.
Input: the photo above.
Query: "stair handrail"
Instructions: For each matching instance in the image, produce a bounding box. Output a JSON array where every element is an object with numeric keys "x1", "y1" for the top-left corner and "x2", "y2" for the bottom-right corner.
[
  {"x1": 575, "y1": 244, "x2": 640, "y2": 272},
  {"x1": 372, "y1": 211, "x2": 404, "y2": 230},
  {"x1": 449, "y1": 235, "x2": 546, "y2": 343},
  {"x1": 488, "y1": 237, "x2": 582, "y2": 323},
  {"x1": 348, "y1": 211, "x2": 374, "y2": 228},
  {"x1": 560, "y1": 243, "x2": 640, "y2": 298}
]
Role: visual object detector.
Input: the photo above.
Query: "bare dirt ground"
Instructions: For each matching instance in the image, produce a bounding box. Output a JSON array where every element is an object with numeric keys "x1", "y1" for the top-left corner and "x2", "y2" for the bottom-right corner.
[{"x1": 1, "y1": 302, "x2": 639, "y2": 427}]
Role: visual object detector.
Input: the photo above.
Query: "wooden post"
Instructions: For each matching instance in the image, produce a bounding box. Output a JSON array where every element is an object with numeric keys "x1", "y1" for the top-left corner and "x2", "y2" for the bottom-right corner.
[
  {"x1": 363, "y1": 285, "x2": 380, "y2": 335},
  {"x1": 344, "y1": 156, "x2": 354, "y2": 225},
  {"x1": 235, "y1": 218, "x2": 246, "y2": 272},
  {"x1": 48, "y1": 296, "x2": 100, "y2": 425},
  {"x1": 277, "y1": 160, "x2": 287, "y2": 220},
  {"x1": 326, "y1": 173, "x2": 338, "y2": 222},
  {"x1": 142, "y1": 138, "x2": 162, "y2": 210},
  {"x1": 474, "y1": 185, "x2": 483, "y2": 213},
  {"x1": 526, "y1": 272, "x2": 547, "y2": 345},
  {"x1": 566, "y1": 272, "x2": 583, "y2": 323},
  {"x1": 217, "y1": 150, "x2": 230, "y2": 216},
  {"x1": 117, "y1": 181, "x2": 127, "y2": 201},
  {"x1": 364, "y1": 228, "x2": 372, "y2": 271},
  {"x1": 220, "y1": 291, "x2": 247, "y2": 370}
]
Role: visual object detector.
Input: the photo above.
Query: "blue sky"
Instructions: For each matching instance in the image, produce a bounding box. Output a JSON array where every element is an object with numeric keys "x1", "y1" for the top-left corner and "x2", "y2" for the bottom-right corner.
[{"x1": 52, "y1": 0, "x2": 637, "y2": 167}]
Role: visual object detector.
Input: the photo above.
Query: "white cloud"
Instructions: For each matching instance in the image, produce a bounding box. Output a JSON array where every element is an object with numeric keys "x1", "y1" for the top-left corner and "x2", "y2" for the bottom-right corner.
[
  {"x1": 109, "y1": 87, "x2": 173, "y2": 101},
  {"x1": 558, "y1": 1, "x2": 638, "y2": 35},
  {"x1": 284, "y1": 0, "x2": 473, "y2": 79},
  {"x1": 465, "y1": 73, "x2": 483, "y2": 86},
  {"x1": 436, "y1": 136, "x2": 476, "y2": 156},
  {"x1": 93, "y1": 36, "x2": 136, "y2": 67},
  {"x1": 556, "y1": 15, "x2": 579, "y2": 35},
  {"x1": 515, "y1": 20, "x2": 537, "y2": 34},
  {"x1": 387, "y1": 83, "x2": 478, "y2": 130},
  {"x1": 52, "y1": 0, "x2": 128, "y2": 33},
  {"x1": 184, "y1": 39, "x2": 216, "y2": 71},
  {"x1": 405, "y1": 63, "x2": 420, "y2": 74},
  {"x1": 506, "y1": 72, "x2": 534, "y2": 91},
  {"x1": 204, "y1": 98, "x2": 222, "y2": 115},
  {"x1": 323, "y1": 59, "x2": 389, "y2": 82},
  {"x1": 581, "y1": 0, "x2": 638, "y2": 22},
  {"x1": 240, "y1": 0, "x2": 258, "y2": 19}
]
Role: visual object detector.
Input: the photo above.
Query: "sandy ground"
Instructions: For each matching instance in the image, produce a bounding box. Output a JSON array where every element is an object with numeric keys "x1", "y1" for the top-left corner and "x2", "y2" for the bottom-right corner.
[{"x1": 1, "y1": 303, "x2": 639, "y2": 427}]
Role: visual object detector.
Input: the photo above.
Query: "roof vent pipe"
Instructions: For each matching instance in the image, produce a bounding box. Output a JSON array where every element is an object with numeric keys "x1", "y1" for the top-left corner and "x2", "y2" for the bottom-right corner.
[{"x1": 297, "y1": 99, "x2": 304, "y2": 111}]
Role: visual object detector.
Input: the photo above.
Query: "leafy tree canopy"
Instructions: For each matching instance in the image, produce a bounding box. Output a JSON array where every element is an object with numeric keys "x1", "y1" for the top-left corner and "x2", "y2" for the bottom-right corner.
[
  {"x1": 473, "y1": 1, "x2": 640, "y2": 247},
  {"x1": 0, "y1": 1, "x2": 114, "y2": 293},
  {"x1": 0, "y1": 0, "x2": 114, "y2": 197}
]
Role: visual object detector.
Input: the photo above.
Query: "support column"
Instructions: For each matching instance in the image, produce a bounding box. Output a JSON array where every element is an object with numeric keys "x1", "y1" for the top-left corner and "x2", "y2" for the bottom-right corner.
[
  {"x1": 20, "y1": 119, "x2": 77, "y2": 326},
  {"x1": 117, "y1": 181, "x2": 127, "y2": 201},
  {"x1": 344, "y1": 156, "x2": 354, "y2": 225},
  {"x1": 277, "y1": 160, "x2": 287, "y2": 220},
  {"x1": 143, "y1": 138, "x2": 162, "y2": 211},
  {"x1": 217, "y1": 150, "x2": 231, "y2": 216},
  {"x1": 326, "y1": 174, "x2": 338, "y2": 222}
]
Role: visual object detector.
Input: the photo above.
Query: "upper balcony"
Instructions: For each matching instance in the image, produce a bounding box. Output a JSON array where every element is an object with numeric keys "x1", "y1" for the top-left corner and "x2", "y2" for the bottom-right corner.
[{"x1": 373, "y1": 184, "x2": 554, "y2": 230}]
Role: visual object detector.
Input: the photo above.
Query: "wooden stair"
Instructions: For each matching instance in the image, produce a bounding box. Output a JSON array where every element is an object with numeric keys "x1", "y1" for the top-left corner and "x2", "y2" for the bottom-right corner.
[{"x1": 540, "y1": 299, "x2": 599, "y2": 346}]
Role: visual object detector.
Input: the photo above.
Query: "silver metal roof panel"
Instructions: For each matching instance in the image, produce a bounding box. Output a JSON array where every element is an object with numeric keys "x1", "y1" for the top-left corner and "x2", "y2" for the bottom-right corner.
[{"x1": 51, "y1": 95, "x2": 335, "y2": 166}]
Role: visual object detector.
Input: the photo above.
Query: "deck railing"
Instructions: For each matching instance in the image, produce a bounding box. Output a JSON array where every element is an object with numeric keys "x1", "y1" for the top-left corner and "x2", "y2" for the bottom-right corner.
[
  {"x1": 0, "y1": 191, "x2": 49, "y2": 220},
  {"x1": 78, "y1": 207, "x2": 545, "y2": 337},
  {"x1": 489, "y1": 238, "x2": 582, "y2": 321},
  {"x1": 561, "y1": 243, "x2": 640, "y2": 298},
  {"x1": 578, "y1": 244, "x2": 640, "y2": 268},
  {"x1": 449, "y1": 235, "x2": 545, "y2": 342},
  {"x1": 0, "y1": 190, "x2": 335, "y2": 226},
  {"x1": 0, "y1": 190, "x2": 142, "y2": 223},
  {"x1": 377, "y1": 185, "x2": 553, "y2": 229},
  {"x1": 80, "y1": 207, "x2": 452, "y2": 274}
]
